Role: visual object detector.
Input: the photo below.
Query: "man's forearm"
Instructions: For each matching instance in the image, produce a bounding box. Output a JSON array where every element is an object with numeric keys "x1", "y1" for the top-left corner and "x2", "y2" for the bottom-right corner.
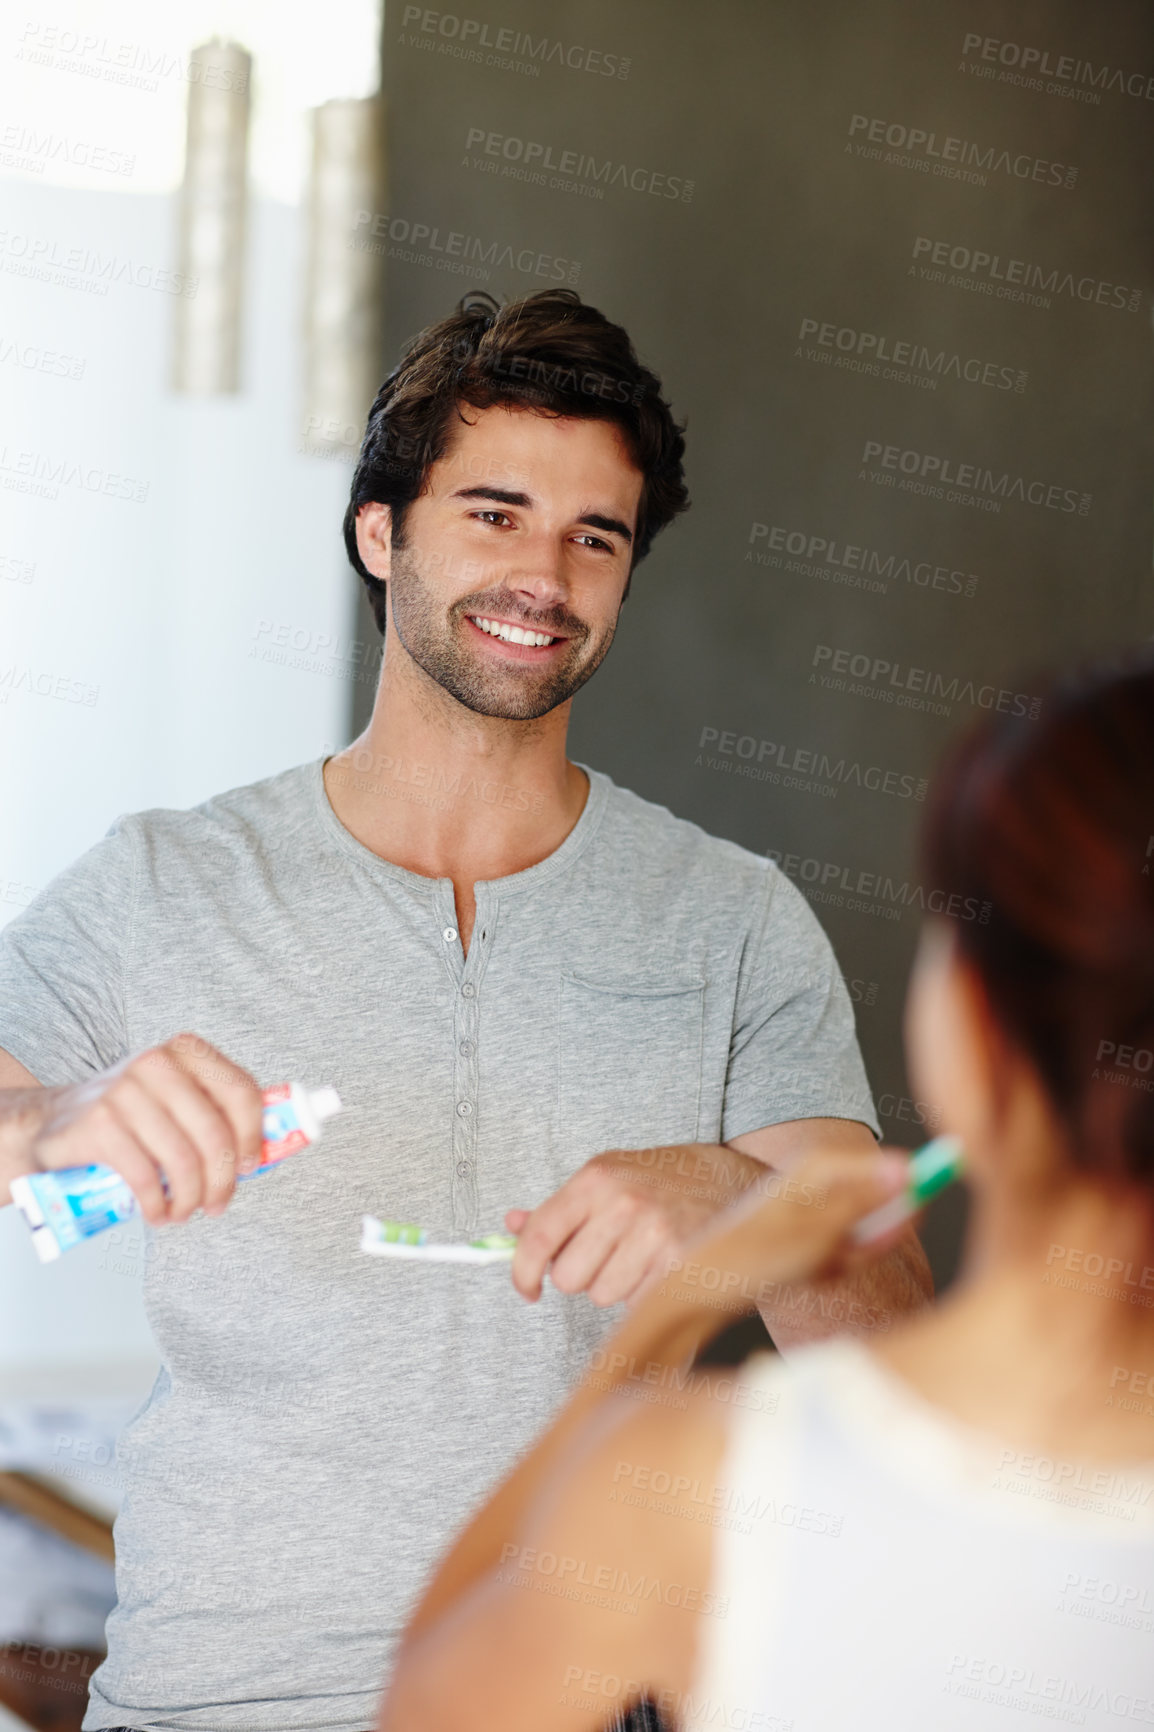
[
  {"x1": 599, "y1": 1141, "x2": 791, "y2": 1221},
  {"x1": 757, "y1": 1227, "x2": 933, "y2": 1352},
  {"x1": 0, "y1": 1087, "x2": 49, "y2": 1206}
]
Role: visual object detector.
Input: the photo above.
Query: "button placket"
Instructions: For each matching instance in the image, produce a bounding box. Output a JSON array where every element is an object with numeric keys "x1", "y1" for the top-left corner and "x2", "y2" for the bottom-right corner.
[
  {"x1": 446, "y1": 888, "x2": 477, "y2": 1231},
  {"x1": 451, "y1": 972, "x2": 479, "y2": 1227},
  {"x1": 447, "y1": 888, "x2": 499, "y2": 1233}
]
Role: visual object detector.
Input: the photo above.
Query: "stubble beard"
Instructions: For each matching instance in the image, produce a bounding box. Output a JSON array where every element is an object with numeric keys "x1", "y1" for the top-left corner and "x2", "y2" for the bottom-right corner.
[{"x1": 385, "y1": 540, "x2": 618, "y2": 720}]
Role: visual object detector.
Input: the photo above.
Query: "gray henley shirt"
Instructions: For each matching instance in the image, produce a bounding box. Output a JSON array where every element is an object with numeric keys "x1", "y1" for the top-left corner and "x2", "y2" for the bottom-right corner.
[{"x1": 0, "y1": 757, "x2": 878, "y2": 1732}]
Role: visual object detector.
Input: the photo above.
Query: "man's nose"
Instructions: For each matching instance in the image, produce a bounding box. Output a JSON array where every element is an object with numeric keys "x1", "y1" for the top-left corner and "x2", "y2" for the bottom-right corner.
[{"x1": 505, "y1": 538, "x2": 571, "y2": 610}]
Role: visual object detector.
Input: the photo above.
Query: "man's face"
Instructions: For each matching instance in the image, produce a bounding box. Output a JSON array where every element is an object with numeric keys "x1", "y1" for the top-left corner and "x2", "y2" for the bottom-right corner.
[{"x1": 356, "y1": 404, "x2": 643, "y2": 720}]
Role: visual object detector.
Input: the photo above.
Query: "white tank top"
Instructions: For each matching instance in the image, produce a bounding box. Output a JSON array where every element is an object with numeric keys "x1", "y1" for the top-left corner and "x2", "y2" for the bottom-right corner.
[{"x1": 684, "y1": 1339, "x2": 1154, "y2": 1732}]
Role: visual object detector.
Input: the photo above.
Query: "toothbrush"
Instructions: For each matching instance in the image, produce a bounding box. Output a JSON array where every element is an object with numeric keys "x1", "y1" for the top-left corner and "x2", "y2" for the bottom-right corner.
[{"x1": 850, "y1": 1134, "x2": 964, "y2": 1245}]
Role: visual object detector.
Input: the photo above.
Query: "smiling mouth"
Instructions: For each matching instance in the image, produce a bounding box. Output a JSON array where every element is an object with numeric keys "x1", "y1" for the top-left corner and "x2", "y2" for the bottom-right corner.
[{"x1": 465, "y1": 613, "x2": 567, "y2": 650}]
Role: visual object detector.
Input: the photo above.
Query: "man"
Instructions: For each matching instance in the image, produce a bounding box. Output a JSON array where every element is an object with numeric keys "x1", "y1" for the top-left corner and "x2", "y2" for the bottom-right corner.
[{"x1": 0, "y1": 289, "x2": 931, "y2": 1732}]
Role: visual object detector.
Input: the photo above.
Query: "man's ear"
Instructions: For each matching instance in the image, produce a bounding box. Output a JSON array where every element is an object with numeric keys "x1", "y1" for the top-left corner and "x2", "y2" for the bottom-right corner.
[{"x1": 355, "y1": 502, "x2": 393, "y2": 583}]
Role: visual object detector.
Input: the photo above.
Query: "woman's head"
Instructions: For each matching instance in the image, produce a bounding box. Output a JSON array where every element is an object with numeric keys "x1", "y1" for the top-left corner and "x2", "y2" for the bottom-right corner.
[{"x1": 908, "y1": 654, "x2": 1154, "y2": 1189}]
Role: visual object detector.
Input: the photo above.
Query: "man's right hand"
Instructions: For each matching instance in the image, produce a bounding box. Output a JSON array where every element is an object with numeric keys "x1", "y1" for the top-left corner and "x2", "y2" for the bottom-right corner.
[{"x1": 3, "y1": 1034, "x2": 263, "y2": 1223}]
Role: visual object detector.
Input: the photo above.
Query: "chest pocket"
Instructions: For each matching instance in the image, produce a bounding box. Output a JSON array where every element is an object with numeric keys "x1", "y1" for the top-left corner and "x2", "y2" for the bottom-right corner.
[{"x1": 558, "y1": 970, "x2": 705, "y2": 1160}]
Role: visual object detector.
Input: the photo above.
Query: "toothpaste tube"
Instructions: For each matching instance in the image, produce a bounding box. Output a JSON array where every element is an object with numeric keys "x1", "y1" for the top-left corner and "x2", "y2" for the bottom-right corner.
[
  {"x1": 10, "y1": 1082, "x2": 342, "y2": 1263},
  {"x1": 259, "y1": 1082, "x2": 341, "y2": 1164},
  {"x1": 360, "y1": 1215, "x2": 518, "y2": 1264}
]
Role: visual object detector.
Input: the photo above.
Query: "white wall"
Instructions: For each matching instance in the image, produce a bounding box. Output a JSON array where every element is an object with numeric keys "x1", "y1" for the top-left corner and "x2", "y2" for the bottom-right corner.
[{"x1": 0, "y1": 0, "x2": 381, "y2": 1373}]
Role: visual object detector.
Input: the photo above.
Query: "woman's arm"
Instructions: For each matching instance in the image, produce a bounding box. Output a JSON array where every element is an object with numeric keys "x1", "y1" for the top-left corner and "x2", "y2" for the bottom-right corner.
[
  {"x1": 379, "y1": 1145, "x2": 910, "y2": 1728},
  {"x1": 380, "y1": 1385, "x2": 727, "y2": 1729}
]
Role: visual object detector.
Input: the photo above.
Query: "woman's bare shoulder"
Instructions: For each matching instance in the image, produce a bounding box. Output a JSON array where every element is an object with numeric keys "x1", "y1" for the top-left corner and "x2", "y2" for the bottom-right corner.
[{"x1": 514, "y1": 1379, "x2": 738, "y2": 1703}]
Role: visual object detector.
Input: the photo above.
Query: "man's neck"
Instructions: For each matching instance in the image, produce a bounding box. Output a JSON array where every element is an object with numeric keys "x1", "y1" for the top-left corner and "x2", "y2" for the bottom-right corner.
[{"x1": 322, "y1": 652, "x2": 591, "y2": 904}]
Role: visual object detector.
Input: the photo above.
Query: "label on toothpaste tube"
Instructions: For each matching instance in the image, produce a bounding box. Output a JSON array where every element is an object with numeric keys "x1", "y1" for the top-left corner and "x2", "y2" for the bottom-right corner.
[
  {"x1": 260, "y1": 1085, "x2": 312, "y2": 1163},
  {"x1": 14, "y1": 1162, "x2": 140, "y2": 1259},
  {"x1": 10, "y1": 1081, "x2": 341, "y2": 1262}
]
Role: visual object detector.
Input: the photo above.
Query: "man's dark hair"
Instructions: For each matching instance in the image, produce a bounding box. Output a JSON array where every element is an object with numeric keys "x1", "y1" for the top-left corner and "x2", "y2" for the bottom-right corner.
[{"x1": 342, "y1": 288, "x2": 689, "y2": 632}]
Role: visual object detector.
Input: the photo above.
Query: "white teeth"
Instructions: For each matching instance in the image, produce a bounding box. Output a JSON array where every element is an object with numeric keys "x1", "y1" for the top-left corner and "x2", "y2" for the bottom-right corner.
[{"x1": 470, "y1": 616, "x2": 555, "y2": 648}]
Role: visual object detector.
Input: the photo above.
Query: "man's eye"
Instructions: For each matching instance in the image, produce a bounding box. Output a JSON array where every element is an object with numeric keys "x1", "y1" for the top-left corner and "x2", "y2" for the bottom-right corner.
[
  {"x1": 574, "y1": 534, "x2": 612, "y2": 552},
  {"x1": 474, "y1": 510, "x2": 511, "y2": 526}
]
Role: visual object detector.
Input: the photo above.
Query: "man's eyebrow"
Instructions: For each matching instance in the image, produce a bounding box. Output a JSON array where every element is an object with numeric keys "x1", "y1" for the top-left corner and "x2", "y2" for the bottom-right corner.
[
  {"x1": 450, "y1": 486, "x2": 533, "y2": 508},
  {"x1": 450, "y1": 487, "x2": 634, "y2": 546},
  {"x1": 578, "y1": 511, "x2": 633, "y2": 546}
]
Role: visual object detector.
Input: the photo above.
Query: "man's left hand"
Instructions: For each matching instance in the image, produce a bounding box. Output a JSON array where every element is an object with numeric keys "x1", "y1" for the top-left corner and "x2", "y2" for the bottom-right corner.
[{"x1": 504, "y1": 1143, "x2": 766, "y2": 1307}]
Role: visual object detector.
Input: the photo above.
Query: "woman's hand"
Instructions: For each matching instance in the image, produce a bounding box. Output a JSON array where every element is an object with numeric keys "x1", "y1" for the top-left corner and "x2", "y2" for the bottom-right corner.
[
  {"x1": 391, "y1": 1143, "x2": 916, "y2": 1681},
  {"x1": 638, "y1": 1144, "x2": 914, "y2": 1311}
]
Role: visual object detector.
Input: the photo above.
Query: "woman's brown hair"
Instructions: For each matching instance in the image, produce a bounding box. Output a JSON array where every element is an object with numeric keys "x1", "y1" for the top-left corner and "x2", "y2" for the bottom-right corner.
[{"x1": 921, "y1": 652, "x2": 1154, "y2": 1184}]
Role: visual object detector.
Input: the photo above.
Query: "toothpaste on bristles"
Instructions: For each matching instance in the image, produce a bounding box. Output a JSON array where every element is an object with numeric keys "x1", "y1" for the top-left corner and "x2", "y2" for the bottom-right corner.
[{"x1": 360, "y1": 1216, "x2": 517, "y2": 1264}]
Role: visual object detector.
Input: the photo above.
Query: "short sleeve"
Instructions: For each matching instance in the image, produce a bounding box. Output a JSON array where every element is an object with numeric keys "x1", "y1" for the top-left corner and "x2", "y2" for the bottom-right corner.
[
  {"x1": 721, "y1": 863, "x2": 880, "y2": 1142},
  {"x1": 0, "y1": 816, "x2": 138, "y2": 1084}
]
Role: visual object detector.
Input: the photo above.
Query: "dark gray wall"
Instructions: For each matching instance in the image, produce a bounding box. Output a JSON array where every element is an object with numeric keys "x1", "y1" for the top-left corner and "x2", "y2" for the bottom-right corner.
[{"x1": 360, "y1": 0, "x2": 1154, "y2": 1291}]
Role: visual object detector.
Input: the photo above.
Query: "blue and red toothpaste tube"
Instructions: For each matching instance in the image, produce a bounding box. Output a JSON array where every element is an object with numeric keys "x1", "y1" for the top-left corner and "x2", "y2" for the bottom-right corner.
[{"x1": 9, "y1": 1081, "x2": 341, "y2": 1262}]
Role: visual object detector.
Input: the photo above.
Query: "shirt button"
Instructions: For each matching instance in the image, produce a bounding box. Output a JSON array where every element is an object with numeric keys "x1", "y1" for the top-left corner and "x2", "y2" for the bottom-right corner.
[
  {"x1": 461, "y1": 983, "x2": 476, "y2": 999},
  {"x1": 456, "y1": 1100, "x2": 473, "y2": 1116},
  {"x1": 459, "y1": 1040, "x2": 474, "y2": 1057},
  {"x1": 456, "y1": 1160, "x2": 472, "y2": 1177},
  {"x1": 442, "y1": 927, "x2": 457, "y2": 943}
]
